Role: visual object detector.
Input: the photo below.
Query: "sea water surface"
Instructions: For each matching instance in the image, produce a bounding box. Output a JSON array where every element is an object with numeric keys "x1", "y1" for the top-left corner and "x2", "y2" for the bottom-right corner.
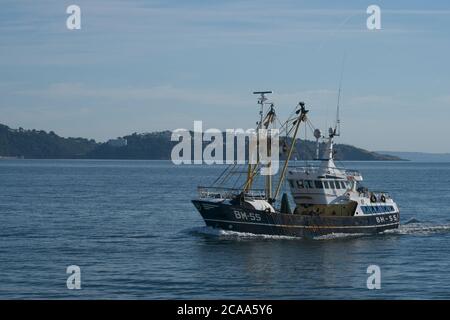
[{"x1": 1, "y1": 160, "x2": 450, "y2": 299}]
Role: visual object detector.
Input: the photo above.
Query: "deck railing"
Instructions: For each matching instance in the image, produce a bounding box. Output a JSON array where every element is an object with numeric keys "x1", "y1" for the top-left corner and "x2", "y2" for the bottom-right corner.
[
  {"x1": 288, "y1": 164, "x2": 361, "y2": 177},
  {"x1": 197, "y1": 186, "x2": 266, "y2": 200}
]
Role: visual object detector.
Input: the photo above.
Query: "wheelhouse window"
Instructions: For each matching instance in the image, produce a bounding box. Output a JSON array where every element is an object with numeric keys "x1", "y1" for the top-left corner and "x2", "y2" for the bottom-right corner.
[
  {"x1": 323, "y1": 180, "x2": 330, "y2": 189},
  {"x1": 288, "y1": 180, "x2": 294, "y2": 188},
  {"x1": 296, "y1": 180, "x2": 304, "y2": 188},
  {"x1": 340, "y1": 181, "x2": 346, "y2": 189},
  {"x1": 329, "y1": 181, "x2": 335, "y2": 189},
  {"x1": 362, "y1": 205, "x2": 395, "y2": 214},
  {"x1": 314, "y1": 180, "x2": 323, "y2": 189},
  {"x1": 305, "y1": 180, "x2": 314, "y2": 189},
  {"x1": 335, "y1": 180, "x2": 341, "y2": 189}
]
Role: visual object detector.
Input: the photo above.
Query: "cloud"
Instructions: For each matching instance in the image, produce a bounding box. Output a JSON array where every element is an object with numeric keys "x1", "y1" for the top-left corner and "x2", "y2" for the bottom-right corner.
[
  {"x1": 434, "y1": 95, "x2": 450, "y2": 105},
  {"x1": 384, "y1": 9, "x2": 450, "y2": 15},
  {"x1": 14, "y1": 82, "x2": 345, "y2": 112},
  {"x1": 347, "y1": 94, "x2": 403, "y2": 107},
  {"x1": 14, "y1": 83, "x2": 253, "y2": 107},
  {"x1": 0, "y1": 0, "x2": 420, "y2": 64}
]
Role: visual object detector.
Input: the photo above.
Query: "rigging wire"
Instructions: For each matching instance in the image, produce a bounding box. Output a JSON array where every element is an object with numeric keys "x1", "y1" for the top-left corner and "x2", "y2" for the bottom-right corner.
[{"x1": 212, "y1": 163, "x2": 233, "y2": 186}]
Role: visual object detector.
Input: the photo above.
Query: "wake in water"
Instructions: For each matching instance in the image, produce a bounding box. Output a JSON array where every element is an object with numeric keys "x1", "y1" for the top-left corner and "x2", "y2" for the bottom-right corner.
[
  {"x1": 186, "y1": 219, "x2": 450, "y2": 241},
  {"x1": 187, "y1": 226, "x2": 300, "y2": 240},
  {"x1": 383, "y1": 218, "x2": 450, "y2": 236},
  {"x1": 188, "y1": 226, "x2": 370, "y2": 241},
  {"x1": 312, "y1": 232, "x2": 366, "y2": 240}
]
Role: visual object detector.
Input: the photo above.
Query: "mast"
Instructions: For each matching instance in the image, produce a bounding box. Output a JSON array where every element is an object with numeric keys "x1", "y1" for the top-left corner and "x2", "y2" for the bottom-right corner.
[
  {"x1": 323, "y1": 60, "x2": 345, "y2": 168},
  {"x1": 263, "y1": 103, "x2": 276, "y2": 200},
  {"x1": 314, "y1": 128, "x2": 322, "y2": 160},
  {"x1": 273, "y1": 102, "x2": 309, "y2": 200},
  {"x1": 321, "y1": 125, "x2": 338, "y2": 169},
  {"x1": 245, "y1": 91, "x2": 273, "y2": 193}
]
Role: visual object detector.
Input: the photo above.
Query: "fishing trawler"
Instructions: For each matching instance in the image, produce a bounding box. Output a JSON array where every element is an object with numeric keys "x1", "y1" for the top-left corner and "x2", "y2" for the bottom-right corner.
[{"x1": 192, "y1": 91, "x2": 400, "y2": 238}]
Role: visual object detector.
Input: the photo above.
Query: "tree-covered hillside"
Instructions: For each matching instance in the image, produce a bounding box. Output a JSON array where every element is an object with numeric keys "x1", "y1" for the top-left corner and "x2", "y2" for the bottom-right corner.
[
  {"x1": 0, "y1": 124, "x2": 97, "y2": 158},
  {"x1": 0, "y1": 123, "x2": 402, "y2": 161}
]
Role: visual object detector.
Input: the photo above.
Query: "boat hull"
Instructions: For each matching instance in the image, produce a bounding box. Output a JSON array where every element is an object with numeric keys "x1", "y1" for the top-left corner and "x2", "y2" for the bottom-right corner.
[{"x1": 192, "y1": 200, "x2": 400, "y2": 238}]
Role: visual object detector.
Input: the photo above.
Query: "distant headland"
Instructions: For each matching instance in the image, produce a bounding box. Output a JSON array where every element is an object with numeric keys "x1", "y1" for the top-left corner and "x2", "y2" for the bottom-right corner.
[{"x1": 0, "y1": 123, "x2": 403, "y2": 161}]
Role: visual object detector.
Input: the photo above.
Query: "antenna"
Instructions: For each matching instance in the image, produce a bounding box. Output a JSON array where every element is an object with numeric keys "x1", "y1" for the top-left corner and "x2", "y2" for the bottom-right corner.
[
  {"x1": 335, "y1": 54, "x2": 346, "y2": 137},
  {"x1": 253, "y1": 91, "x2": 273, "y2": 129}
]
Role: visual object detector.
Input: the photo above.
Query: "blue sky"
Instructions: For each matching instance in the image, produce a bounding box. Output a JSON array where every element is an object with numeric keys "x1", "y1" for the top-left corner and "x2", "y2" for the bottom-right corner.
[{"x1": 1, "y1": 0, "x2": 449, "y2": 152}]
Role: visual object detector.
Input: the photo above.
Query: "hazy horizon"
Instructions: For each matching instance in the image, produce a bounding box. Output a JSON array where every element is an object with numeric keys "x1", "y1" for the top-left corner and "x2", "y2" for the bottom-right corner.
[{"x1": 1, "y1": 0, "x2": 450, "y2": 153}]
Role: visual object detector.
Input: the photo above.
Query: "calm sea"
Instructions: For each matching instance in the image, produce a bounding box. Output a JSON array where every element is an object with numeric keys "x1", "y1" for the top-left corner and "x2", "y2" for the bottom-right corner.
[{"x1": 0, "y1": 160, "x2": 450, "y2": 299}]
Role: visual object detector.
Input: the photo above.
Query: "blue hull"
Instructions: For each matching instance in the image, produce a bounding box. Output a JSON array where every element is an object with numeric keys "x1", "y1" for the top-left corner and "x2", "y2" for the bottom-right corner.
[{"x1": 192, "y1": 200, "x2": 400, "y2": 238}]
